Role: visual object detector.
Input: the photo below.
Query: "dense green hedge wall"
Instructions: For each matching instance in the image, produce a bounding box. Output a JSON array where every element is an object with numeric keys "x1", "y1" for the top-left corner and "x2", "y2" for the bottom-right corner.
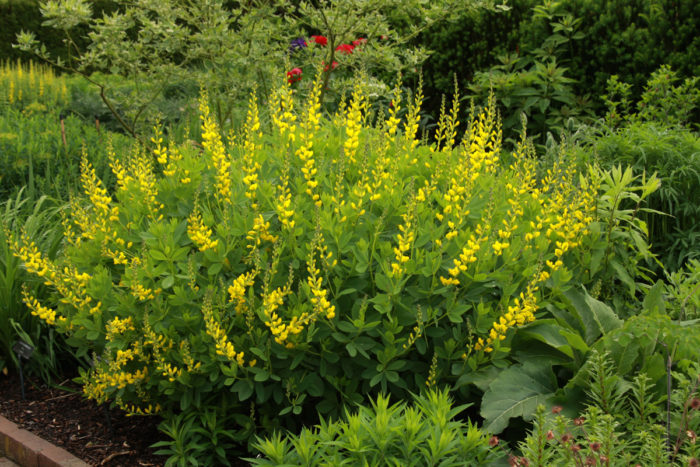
[
  {"x1": 416, "y1": 0, "x2": 536, "y2": 115},
  {"x1": 418, "y1": 0, "x2": 699, "y2": 119},
  {"x1": 542, "y1": 0, "x2": 700, "y2": 106}
]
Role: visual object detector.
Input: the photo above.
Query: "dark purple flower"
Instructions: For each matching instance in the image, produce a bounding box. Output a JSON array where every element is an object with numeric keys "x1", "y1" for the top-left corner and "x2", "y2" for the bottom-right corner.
[{"x1": 289, "y1": 37, "x2": 308, "y2": 53}]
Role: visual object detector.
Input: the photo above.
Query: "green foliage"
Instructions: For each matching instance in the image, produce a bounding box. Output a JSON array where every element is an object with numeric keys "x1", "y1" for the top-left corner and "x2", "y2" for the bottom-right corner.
[
  {"x1": 508, "y1": 0, "x2": 700, "y2": 123},
  {"x1": 517, "y1": 351, "x2": 700, "y2": 466},
  {"x1": 603, "y1": 65, "x2": 700, "y2": 129},
  {"x1": 562, "y1": 281, "x2": 700, "y2": 410},
  {"x1": 0, "y1": 0, "x2": 118, "y2": 62},
  {"x1": 249, "y1": 389, "x2": 505, "y2": 466},
  {"x1": 479, "y1": 361, "x2": 557, "y2": 434},
  {"x1": 665, "y1": 259, "x2": 700, "y2": 320},
  {"x1": 415, "y1": 1, "x2": 533, "y2": 116},
  {"x1": 559, "y1": 0, "x2": 700, "y2": 120},
  {"x1": 0, "y1": 190, "x2": 76, "y2": 382},
  {"x1": 0, "y1": 105, "x2": 131, "y2": 200},
  {"x1": 15, "y1": 0, "x2": 505, "y2": 138},
  {"x1": 584, "y1": 121, "x2": 700, "y2": 272},
  {"x1": 468, "y1": 1, "x2": 595, "y2": 143},
  {"x1": 8, "y1": 77, "x2": 646, "y2": 462}
]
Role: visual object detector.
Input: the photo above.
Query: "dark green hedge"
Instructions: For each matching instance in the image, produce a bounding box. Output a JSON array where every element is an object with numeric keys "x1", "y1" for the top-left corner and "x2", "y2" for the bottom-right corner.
[{"x1": 418, "y1": 0, "x2": 699, "y2": 118}]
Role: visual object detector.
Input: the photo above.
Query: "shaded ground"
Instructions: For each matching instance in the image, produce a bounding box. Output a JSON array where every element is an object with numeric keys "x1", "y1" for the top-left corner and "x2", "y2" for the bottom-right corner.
[{"x1": 0, "y1": 373, "x2": 166, "y2": 466}]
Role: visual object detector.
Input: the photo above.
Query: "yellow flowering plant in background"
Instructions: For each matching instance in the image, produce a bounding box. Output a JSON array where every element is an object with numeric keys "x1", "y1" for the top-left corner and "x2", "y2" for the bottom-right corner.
[{"x1": 9, "y1": 73, "x2": 650, "y2": 460}]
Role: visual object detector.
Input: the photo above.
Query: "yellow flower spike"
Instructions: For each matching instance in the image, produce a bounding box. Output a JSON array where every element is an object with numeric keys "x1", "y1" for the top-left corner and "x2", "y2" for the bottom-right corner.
[
  {"x1": 242, "y1": 89, "x2": 263, "y2": 209},
  {"x1": 295, "y1": 72, "x2": 323, "y2": 207},
  {"x1": 199, "y1": 90, "x2": 232, "y2": 204},
  {"x1": 343, "y1": 82, "x2": 365, "y2": 165},
  {"x1": 187, "y1": 209, "x2": 219, "y2": 252}
]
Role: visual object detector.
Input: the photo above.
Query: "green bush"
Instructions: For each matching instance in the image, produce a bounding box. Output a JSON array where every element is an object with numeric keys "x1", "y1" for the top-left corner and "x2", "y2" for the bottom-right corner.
[
  {"x1": 248, "y1": 388, "x2": 505, "y2": 466},
  {"x1": 584, "y1": 123, "x2": 700, "y2": 271},
  {"x1": 0, "y1": 0, "x2": 119, "y2": 62},
  {"x1": 420, "y1": 0, "x2": 700, "y2": 127},
  {"x1": 10, "y1": 76, "x2": 661, "y2": 463}
]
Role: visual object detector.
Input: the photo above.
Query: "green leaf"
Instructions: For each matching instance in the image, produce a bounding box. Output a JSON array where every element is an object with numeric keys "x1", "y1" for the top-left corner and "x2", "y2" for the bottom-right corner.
[
  {"x1": 642, "y1": 280, "x2": 666, "y2": 314},
  {"x1": 233, "y1": 380, "x2": 254, "y2": 401},
  {"x1": 518, "y1": 320, "x2": 574, "y2": 358},
  {"x1": 481, "y1": 361, "x2": 556, "y2": 434},
  {"x1": 161, "y1": 275, "x2": 175, "y2": 289},
  {"x1": 563, "y1": 288, "x2": 622, "y2": 344},
  {"x1": 302, "y1": 372, "x2": 324, "y2": 397},
  {"x1": 374, "y1": 273, "x2": 393, "y2": 293},
  {"x1": 609, "y1": 259, "x2": 635, "y2": 296}
]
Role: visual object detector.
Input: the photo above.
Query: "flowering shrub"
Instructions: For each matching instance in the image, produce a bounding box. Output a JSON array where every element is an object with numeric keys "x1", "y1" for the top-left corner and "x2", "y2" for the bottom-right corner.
[
  {"x1": 12, "y1": 76, "x2": 615, "y2": 461},
  {"x1": 0, "y1": 59, "x2": 68, "y2": 110}
]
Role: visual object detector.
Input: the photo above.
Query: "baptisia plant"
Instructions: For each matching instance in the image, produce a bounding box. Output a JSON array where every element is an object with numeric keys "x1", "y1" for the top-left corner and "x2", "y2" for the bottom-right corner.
[{"x1": 12, "y1": 74, "x2": 611, "y2": 463}]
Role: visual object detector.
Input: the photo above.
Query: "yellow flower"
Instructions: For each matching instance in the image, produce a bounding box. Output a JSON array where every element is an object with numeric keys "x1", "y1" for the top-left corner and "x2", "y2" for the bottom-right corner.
[{"x1": 187, "y1": 210, "x2": 219, "y2": 252}]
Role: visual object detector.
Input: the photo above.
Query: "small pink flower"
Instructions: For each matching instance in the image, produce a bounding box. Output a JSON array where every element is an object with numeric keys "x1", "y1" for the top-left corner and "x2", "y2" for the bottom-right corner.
[
  {"x1": 352, "y1": 38, "x2": 367, "y2": 46},
  {"x1": 489, "y1": 435, "x2": 499, "y2": 447}
]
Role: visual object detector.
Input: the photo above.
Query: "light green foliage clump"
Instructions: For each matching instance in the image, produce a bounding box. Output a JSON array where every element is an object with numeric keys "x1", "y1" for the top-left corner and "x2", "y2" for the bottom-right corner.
[
  {"x1": 591, "y1": 66, "x2": 700, "y2": 271},
  {"x1": 250, "y1": 389, "x2": 504, "y2": 466}
]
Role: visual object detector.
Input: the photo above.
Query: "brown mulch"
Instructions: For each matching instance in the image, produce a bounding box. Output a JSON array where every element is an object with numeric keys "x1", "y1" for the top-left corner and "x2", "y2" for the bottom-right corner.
[{"x1": 0, "y1": 372, "x2": 167, "y2": 466}]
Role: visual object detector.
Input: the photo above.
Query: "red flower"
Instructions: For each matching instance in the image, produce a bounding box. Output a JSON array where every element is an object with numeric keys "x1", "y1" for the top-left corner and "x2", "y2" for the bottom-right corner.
[
  {"x1": 551, "y1": 405, "x2": 563, "y2": 414},
  {"x1": 352, "y1": 38, "x2": 367, "y2": 46},
  {"x1": 335, "y1": 43, "x2": 355, "y2": 54},
  {"x1": 311, "y1": 35, "x2": 327, "y2": 46},
  {"x1": 286, "y1": 68, "x2": 302, "y2": 84},
  {"x1": 323, "y1": 61, "x2": 339, "y2": 72},
  {"x1": 489, "y1": 436, "x2": 499, "y2": 447}
]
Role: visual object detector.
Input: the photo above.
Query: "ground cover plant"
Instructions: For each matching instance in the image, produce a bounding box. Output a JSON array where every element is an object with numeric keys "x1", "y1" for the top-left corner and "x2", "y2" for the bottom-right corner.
[{"x1": 8, "y1": 69, "x2": 663, "y2": 464}]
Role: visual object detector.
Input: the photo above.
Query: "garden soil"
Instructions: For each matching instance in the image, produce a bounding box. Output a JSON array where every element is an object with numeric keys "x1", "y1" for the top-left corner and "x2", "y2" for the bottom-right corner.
[{"x1": 0, "y1": 372, "x2": 166, "y2": 466}]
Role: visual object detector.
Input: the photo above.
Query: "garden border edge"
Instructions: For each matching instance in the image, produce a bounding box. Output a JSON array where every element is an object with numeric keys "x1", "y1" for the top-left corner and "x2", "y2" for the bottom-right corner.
[{"x1": 0, "y1": 415, "x2": 88, "y2": 467}]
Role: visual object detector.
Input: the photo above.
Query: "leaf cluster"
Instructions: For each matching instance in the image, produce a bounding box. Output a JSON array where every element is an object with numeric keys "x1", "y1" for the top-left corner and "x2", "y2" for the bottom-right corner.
[{"x1": 249, "y1": 388, "x2": 504, "y2": 466}]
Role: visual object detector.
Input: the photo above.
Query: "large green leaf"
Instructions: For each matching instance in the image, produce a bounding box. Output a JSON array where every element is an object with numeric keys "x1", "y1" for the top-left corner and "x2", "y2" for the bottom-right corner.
[
  {"x1": 480, "y1": 361, "x2": 556, "y2": 434},
  {"x1": 518, "y1": 319, "x2": 575, "y2": 358},
  {"x1": 562, "y1": 288, "x2": 622, "y2": 344}
]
